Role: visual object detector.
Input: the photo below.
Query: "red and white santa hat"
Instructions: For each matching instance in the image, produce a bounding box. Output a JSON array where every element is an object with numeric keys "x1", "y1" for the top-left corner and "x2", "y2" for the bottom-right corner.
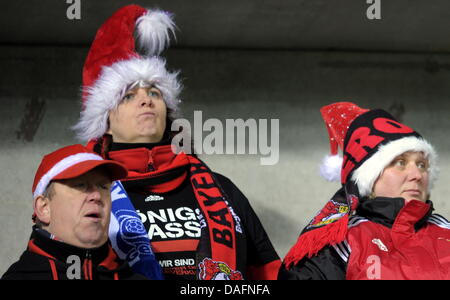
[
  {"x1": 73, "y1": 5, "x2": 181, "y2": 142},
  {"x1": 32, "y1": 144, "x2": 128, "y2": 218},
  {"x1": 319, "y1": 102, "x2": 438, "y2": 197}
]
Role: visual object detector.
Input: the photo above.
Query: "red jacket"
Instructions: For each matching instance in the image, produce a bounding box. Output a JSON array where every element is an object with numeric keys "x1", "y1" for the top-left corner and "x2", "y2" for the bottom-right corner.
[
  {"x1": 280, "y1": 198, "x2": 450, "y2": 280},
  {"x1": 344, "y1": 200, "x2": 450, "y2": 280}
]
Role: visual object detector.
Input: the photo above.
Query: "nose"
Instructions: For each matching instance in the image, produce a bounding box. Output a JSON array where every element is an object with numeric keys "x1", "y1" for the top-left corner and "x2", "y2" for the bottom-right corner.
[
  {"x1": 138, "y1": 89, "x2": 153, "y2": 108},
  {"x1": 406, "y1": 164, "x2": 423, "y2": 182},
  {"x1": 85, "y1": 184, "x2": 103, "y2": 203}
]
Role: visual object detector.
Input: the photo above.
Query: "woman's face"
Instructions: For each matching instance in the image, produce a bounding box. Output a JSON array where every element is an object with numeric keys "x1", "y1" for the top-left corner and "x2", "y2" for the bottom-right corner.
[
  {"x1": 107, "y1": 86, "x2": 167, "y2": 143},
  {"x1": 372, "y1": 151, "x2": 429, "y2": 203}
]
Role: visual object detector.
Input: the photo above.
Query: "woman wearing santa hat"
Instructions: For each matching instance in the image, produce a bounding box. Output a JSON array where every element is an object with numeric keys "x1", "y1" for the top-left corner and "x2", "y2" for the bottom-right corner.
[
  {"x1": 279, "y1": 102, "x2": 450, "y2": 280},
  {"x1": 73, "y1": 5, "x2": 280, "y2": 280}
]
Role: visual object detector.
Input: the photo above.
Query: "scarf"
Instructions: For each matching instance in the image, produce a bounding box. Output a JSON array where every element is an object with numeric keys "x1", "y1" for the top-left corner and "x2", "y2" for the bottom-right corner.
[
  {"x1": 105, "y1": 144, "x2": 243, "y2": 280},
  {"x1": 109, "y1": 180, "x2": 163, "y2": 279},
  {"x1": 283, "y1": 182, "x2": 360, "y2": 268}
]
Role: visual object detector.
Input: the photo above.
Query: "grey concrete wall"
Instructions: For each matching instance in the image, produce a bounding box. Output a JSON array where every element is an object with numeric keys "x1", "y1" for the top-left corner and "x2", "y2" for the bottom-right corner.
[{"x1": 1, "y1": 46, "x2": 449, "y2": 274}]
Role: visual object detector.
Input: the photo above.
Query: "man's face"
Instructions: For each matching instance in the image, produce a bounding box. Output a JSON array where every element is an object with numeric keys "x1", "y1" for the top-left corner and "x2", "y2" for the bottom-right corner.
[
  {"x1": 373, "y1": 151, "x2": 430, "y2": 203},
  {"x1": 107, "y1": 87, "x2": 167, "y2": 143},
  {"x1": 46, "y1": 169, "x2": 112, "y2": 248}
]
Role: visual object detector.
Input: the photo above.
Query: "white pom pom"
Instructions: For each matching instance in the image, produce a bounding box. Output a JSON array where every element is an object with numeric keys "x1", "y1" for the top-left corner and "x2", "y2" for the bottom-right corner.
[
  {"x1": 319, "y1": 154, "x2": 343, "y2": 182},
  {"x1": 136, "y1": 10, "x2": 176, "y2": 56}
]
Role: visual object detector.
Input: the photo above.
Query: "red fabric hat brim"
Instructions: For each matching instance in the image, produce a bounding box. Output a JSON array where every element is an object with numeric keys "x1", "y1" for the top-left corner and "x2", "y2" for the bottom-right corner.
[{"x1": 52, "y1": 159, "x2": 128, "y2": 183}]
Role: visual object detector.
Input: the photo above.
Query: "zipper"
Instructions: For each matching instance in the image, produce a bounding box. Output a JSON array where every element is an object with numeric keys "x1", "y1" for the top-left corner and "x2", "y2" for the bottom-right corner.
[
  {"x1": 83, "y1": 250, "x2": 93, "y2": 280},
  {"x1": 147, "y1": 154, "x2": 155, "y2": 171}
]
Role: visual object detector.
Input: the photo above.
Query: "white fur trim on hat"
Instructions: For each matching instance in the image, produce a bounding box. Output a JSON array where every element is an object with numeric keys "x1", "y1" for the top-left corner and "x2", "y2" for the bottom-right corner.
[
  {"x1": 351, "y1": 136, "x2": 438, "y2": 197},
  {"x1": 73, "y1": 56, "x2": 182, "y2": 142},
  {"x1": 33, "y1": 153, "x2": 103, "y2": 199},
  {"x1": 136, "y1": 10, "x2": 176, "y2": 56}
]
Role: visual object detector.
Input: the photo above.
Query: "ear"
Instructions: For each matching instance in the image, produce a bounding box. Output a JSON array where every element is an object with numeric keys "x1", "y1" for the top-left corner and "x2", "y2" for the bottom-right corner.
[
  {"x1": 34, "y1": 195, "x2": 51, "y2": 225},
  {"x1": 105, "y1": 114, "x2": 113, "y2": 135}
]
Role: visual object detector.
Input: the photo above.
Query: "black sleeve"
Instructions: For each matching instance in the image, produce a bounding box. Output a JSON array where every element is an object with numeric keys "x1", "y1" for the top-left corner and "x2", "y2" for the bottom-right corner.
[
  {"x1": 278, "y1": 246, "x2": 347, "y2": 280},
  {"x1": 213, "y1": 173, "x2": 280, "y2": 265}
]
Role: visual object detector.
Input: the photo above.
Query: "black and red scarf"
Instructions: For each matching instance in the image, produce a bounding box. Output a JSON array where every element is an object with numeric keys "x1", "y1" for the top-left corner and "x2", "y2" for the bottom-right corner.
[
  {"x1": 89, "y1": 141, "x2": 244, "y2": 279},
  {"x1": 283, "y1": 183, "x2": 359, "y2": 268}
]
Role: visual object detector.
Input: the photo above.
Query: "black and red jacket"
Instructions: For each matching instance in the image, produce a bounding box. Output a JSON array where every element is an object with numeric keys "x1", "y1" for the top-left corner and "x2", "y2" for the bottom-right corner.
[
  {"x1": 1, "y1": 227, "x2": 146, "y2": 280},
  {"x1": 279, "y1": 197, "x2": 450, "y2": 280}
]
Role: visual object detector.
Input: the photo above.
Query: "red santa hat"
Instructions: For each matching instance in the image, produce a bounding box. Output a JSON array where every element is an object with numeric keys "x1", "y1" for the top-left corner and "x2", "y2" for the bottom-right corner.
[
  {"x1": 319, "y1": 102, "x2": 438, "y2": 197},
  {"x1": 73, "y1": 5, "x2": 181, "y2": 142},
  {"x1": 32, "y1": 144, "x2": 128, "y2": 220}
]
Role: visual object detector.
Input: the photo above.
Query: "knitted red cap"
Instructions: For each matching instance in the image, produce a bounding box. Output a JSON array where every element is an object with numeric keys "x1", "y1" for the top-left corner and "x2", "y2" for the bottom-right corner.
[{"x1": 318, "y1": 102, "x2": 437, "y2": 196}]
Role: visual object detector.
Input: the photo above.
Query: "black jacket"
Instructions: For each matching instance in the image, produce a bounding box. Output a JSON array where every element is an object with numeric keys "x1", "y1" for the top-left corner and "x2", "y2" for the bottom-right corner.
[{"x1": 2, "y1": 227, "x2": 146, "y2": 280}]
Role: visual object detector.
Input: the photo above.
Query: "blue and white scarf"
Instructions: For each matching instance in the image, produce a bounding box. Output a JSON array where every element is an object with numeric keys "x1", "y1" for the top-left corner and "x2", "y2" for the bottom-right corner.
[{"x1": 109, "y1": 181, "x2": 163, "y2": 280}]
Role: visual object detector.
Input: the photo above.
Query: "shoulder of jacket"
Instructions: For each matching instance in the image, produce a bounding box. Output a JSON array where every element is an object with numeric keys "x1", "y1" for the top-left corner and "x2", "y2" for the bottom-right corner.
[
  {"x1": 1, "y1": 250, "x2": 55, "y2": 280},
  {"x1": 331, "y1": 239, "x2": 351, "y2": 263},
  {"x1": 211, "y1": 172, "x2": 244, "y2": 200},
  {"x1": 332, "y1": 216, "x2": 374, "y2": 263},
  {"x1": 427, "y1": 214, "x2": 450, "y2": 230},
  {"x1": 212, "y1": 172, "x2": 232, "y2": 185},
  {"x1": 348, "y1": 215, "x2": 370, "y2": 229}
]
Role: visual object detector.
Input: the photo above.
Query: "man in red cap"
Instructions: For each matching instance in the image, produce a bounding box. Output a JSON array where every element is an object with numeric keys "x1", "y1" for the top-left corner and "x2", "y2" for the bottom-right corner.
[{"x1": 2, "y1": 144, "x2": 146, "y2": 280}]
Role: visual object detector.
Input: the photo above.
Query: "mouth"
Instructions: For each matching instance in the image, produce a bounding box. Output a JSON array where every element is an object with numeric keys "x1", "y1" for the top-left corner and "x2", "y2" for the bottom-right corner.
[
  {"x1": 84, "y1": 212, "x2": 102, "y2": 221},
  {"x1": 404, "y1": 189, "x2": 421, "y2": 194},
  {"x1": 139, "y1": 112, "x2": 156, "y2": 117},
  {"x1": 403, "y1": 189, "x2": 424, "y2": 201}
]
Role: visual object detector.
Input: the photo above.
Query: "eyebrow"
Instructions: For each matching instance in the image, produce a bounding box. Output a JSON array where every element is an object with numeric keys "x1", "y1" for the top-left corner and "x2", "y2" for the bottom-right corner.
[
  {"x1": 393, "y1": 153, "x2": 428, "y2": 164},
  {"x1": 393, "y1": 154, "x2": 406, "y2": 160}
]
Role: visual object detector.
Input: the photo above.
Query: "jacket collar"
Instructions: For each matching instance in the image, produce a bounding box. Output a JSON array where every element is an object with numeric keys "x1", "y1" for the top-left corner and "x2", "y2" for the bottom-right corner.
[
  {"x1": 108, "y1": 144, "x2": 190, "y2": 193},
  {"x1": 356, "y1": 197, "x2": 433, "y2": 231},
  {"x1": 109, "y1": 144, "x2": 184, "y2": 173},
  {"x1": 29, "y1": 227, "x2": 119, "y2": 269}
]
